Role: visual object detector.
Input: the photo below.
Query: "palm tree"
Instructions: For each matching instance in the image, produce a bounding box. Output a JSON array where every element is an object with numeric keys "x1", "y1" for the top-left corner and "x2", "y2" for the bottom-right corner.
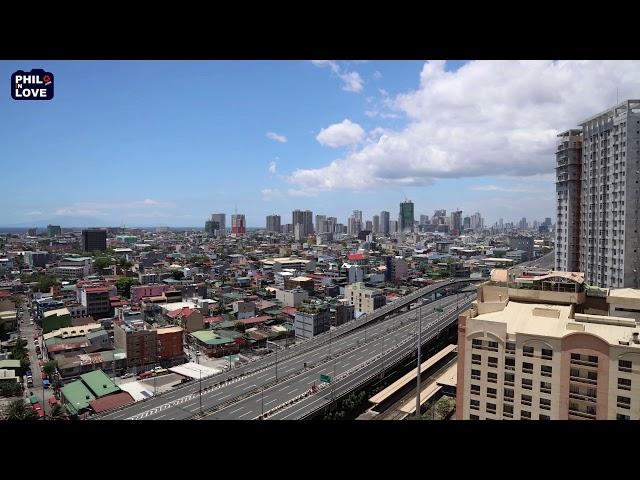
[
  {"x1": 47, "y1": 403, "x2": 67, "y2": 420},
  {"x1": 6, "y1": 399, "x2": 38, "y2": 420}
]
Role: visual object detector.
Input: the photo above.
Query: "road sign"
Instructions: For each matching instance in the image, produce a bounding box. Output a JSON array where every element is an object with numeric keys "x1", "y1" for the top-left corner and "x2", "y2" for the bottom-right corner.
[
  {"x1": 320, "y1": 374, "x2": 332, "y2": 383},
  {"x1": 435, "y1": 308, "x2": 444, "y2": 313}
]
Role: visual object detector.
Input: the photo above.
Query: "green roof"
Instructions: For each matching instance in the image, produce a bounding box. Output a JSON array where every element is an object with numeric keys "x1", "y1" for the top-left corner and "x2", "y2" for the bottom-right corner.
[
  {"x1": 62, "y1": 380, "x2": 96, "y2": 414},
  {"x1": 80, "y1": 369, "x2": 120, "y2": 398},
  {"x1": 0, "y1": 359, "x2": 21, "y2": 369},
  {"x1": 191, "y1": 330, "x2": 234, "y2": 345}
]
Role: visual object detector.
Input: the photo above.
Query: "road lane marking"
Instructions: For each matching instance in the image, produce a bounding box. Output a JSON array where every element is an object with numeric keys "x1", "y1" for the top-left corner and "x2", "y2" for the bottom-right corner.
[{"x1": 238, "y1": 411, "x2": 252, "y2": 419}]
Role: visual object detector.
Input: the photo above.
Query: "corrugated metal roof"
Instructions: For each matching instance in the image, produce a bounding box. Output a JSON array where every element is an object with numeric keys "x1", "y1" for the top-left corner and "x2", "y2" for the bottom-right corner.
[{"x1": 89, "y1": 391, "x2": 135, "y2": 413}]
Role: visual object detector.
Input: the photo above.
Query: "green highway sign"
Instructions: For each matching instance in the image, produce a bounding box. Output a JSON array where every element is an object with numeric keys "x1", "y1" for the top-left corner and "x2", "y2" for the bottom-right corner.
[{"x1": 320, "y1": 374, "x2": 332, "y2": 383}]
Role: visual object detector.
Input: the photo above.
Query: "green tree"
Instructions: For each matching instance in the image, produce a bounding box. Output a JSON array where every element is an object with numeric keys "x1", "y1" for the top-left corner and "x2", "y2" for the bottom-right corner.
[
  {"x1": 0, "y1": 381, "x2": 23, "y2": 398},
  {"x1": 172, "y1": 270, "x2": 185, "y2": 280},
  {"x1": 6, "y1": 399, "x2": 38, "y2": 420},
  {"x1": 93, "y1": 256, "x2": 114, "y2": 271},
  {"x1": 47, "y1": 403, "x2": 67, "y2": 420},
  {"x1": 235, "y1": 322, "x2": 247, "y2": 333},
  {"x1": 116, "y1": 277, "x2": 139, "y2": 299},
  {"x1": 43, "y1": 360, "x2": 57, "y2": 377}
]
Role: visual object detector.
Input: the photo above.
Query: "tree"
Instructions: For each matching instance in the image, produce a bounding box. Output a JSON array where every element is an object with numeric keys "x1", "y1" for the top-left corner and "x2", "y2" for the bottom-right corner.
[
  {"x1": 435, "y1": 397, "x2": 456, "y2": 420},
  {"x1": 43, "y1": 360, "x2": 57, "y2": 377},
  {"x1": 235, "y1": 322, "x2": 247, "y2": 333},
  {"x1": 172, "y1": 270, "x2": 184, "y2": 280},
  {"x1": 93, "y1": 256, "x2": 114, "y2": 271},
  {"x1": 116, "y1": 277, "x2": 139, "y2": 299},
  {"x1": 0, "y1": 382, "x2": 23, "y2": 398},
  {"x1": 6, "y1": 399, "x2": 38, "y2": 420},
  {"x1": 47, "y1": 403, "x2": 67, "y2": 420}
]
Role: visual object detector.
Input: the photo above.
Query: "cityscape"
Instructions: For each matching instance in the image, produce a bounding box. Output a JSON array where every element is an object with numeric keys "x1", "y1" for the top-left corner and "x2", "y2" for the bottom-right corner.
[{"x1": 1, "y1": 60, "x2": 639, "y2": 421}]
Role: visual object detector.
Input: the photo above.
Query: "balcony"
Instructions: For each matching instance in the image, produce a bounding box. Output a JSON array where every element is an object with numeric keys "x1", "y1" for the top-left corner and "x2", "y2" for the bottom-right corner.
[
  {"x1": 569, "y1": 392, "x2": 597, "y2": 403},
  {"x1": 488, "y1": 363, "x2": 498, "y2": 369},
  {"x1": 505, "y1": 380, "x2": 514, "y2": 387},
  {"x1": 523, "y1": 368, "x2": 533, "y2": 375},
  {"x1": 617, "y1": 402, "x2": 631, "y2": 410},
  {"x1": 618, "y1": 384, "x2": 631, "y2": 391},
  {"x1": 471, "y1": 375, "x2": 481, "y2": 381},
  {"x1": 504, "y1": 396, "x2": 514, "y2": 403},
  {"x1": 505, "y1": 365, "x2": 515, "y2": 371},
  {"x1": 488, "y1": 378, "x2": 497, "y2": 384},
  {"x1": 568, "y1": 409, "x2": 597, "y2": 420},
  {"x1": 570, "y1": 375, "x2": 597, "y2": 385},
  {"x1": 541, "y1": 388, "x2": 552, "y2": 395}
]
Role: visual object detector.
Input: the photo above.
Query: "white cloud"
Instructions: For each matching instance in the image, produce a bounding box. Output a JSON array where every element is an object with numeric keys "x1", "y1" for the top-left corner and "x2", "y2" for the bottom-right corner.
[
  {"x1": 373, "y1": 70, "x2": 383, "y2": 79},
  {"x1": 266, "y1": 132, "x2": 287, "y2": 143},
  {"x1": 143, "y1": 199, "x2": 159, "y2": 205},
  {"x1": 54, "y1": 199, "x2": 169, "y2": 217},
  {"x1": 311, "y1": 60, "x2": 364, "y2": 93},
  {"x1": 268, "y1": 161, "x2": 277, "y2": 174},
  {"x1": 471, "y1": 185, "x2": 550, "y2": 194},
  {"x1": 261, "y1": 188, "x2": 284, "y2": 200},
  {"x1": 25, "y1": 211, "x2": 43, "y2": 216},
  {"x1": 316, "y1": 119, "x2": 366, "y2": 148},
  {"x1": 290, "y1": 60, "x2": 640, "y2": 192}
]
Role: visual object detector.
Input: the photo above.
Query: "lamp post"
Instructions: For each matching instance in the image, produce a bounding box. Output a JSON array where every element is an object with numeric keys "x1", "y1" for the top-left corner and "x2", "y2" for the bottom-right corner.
[{"x1": 415, "y1": 301, "x2": 423, "y2": 418}]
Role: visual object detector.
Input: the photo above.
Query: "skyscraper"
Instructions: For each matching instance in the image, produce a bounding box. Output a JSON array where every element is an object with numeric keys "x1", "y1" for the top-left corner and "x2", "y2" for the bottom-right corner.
[
  {"x1": 372, "y1": 215, "x2": 380, "y2": 234},
  {"x1": 380, "y1": 211, "x2": 390, "y2": 235},
  {"x1": 266, "y1": 214, "x2": 281, "y2": 233},
  {"x1": 210, "y1": 213, "x2": 226, "y2": 236},
  {"x1": 399, "y1": 200, "x2": 414, "y2": 233},
  {"x1": 419, "y1": 214, "x2": 429, "y2": 226},
  {"x1": 47, "y1": 224, "x2": 61, "y2": 237},
  {"x1": 451, "y1": 210, "x2": 462, "y2": 236},
  {"x1": 352, "y1": 210, "x2": 362, "y2": 223},
  {"x1": 315, "y1": 214, "x2": 326, "y2": 234},
  {"x1": 231, "y1": 214, "x2": 246, "y2": 235},
  {"x1": 577, "y1": 100, "x2": 640, "y2": 288}
]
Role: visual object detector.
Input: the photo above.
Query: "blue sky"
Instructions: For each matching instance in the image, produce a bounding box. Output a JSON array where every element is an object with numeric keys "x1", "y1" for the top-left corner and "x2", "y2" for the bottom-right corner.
[{"x1": 3, "y1": 59, "x2": 627, "y2": 228}]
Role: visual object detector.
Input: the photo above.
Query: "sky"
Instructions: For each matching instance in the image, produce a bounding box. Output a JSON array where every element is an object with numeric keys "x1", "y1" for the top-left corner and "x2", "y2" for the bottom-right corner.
[{"x1": 1, "y1": 60, "x2": 639, "y2": 228}]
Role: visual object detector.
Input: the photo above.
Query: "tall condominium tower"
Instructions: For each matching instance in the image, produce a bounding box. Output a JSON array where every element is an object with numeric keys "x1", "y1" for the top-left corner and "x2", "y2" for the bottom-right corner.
[
  {"x1": 372, "y1": 215, "x2": 380, "y2": 234},
  {"x1": 266, "y1": 214, "x2": 281, "y2": 233},
  {"x1": 315, "y1": 215, "x2": 327, "y2": 234},
  {"x1": 231, "y1": 214, "x2": 246, "y2": 235},
  {"x1": 555, "y1": 129, "x2": 583, "y2": 272},
  {"x1": 380, "y1": 211, "x2": 390, "y2": 235},
  {"x1": 451, "y1": 210, "x2": 463, "y2": 236},
  {"x1": 210, "y1": 213, "x2": 226, "y2": 236},
  {"x1": 399, "y1": 200, "x2": 414, "y2": 233}
]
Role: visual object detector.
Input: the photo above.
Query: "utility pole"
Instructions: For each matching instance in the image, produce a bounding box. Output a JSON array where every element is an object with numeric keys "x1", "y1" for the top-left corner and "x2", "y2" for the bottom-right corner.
[
  {"x1": 199, "y1": 369, "x2": 202, "y2": 413},
  {"x1": 415, "y1": 302, "x2": 423, "y2": 417}
]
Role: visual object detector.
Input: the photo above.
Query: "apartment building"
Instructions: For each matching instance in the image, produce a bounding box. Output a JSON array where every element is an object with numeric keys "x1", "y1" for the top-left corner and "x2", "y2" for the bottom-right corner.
[
  {"x1": 457, "y1": 269, "x2": 640, "y2": 420},
  {"x1": 114, "y1": 319, "x2": 158, "y2": 370},
  {"x1": 556, "y1": 100, "x2": 640, "y2": 288},
  {"x1": 344, "y1": 282, "x2": 386, "y2": 314},
  {"x1": 294, "y1": 301, "x2": 330, "y2": 339}
]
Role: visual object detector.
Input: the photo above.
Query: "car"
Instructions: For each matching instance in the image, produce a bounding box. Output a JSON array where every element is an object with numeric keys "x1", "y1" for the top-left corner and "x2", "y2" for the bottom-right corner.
[{"x1": 120, "y1": 372, "x2": 134, "y2": 379}]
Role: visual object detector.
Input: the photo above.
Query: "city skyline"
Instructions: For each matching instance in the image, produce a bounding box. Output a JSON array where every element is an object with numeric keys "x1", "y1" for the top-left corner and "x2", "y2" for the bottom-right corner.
[{"x1": 2, "y1": 60, "x2": 640, "y2": 227}]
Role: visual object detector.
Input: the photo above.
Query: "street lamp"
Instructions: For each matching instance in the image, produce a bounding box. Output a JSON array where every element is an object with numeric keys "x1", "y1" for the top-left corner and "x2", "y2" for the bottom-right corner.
[{"x1": 415, "y1": 301, "x2": 424, "y2": 417}]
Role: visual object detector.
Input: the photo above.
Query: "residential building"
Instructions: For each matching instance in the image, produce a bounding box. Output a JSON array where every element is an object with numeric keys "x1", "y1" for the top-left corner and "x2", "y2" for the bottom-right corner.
[
  {"x1": 344, "y1": 282, "x2": 386, "y2": 314},
  {"x1": 266, "y1": 214, "x2": 281, "y2": 233},
  {"x1": 509, "y1": 236, "x2": 534, "y2": 262},
  {"x1": 373, "y1": 215, "x2": 380, "y2": 234},
  {"x1": 130, "y1": 284, "x2": 173, "y2": 304},
  {"x1": 47, "y1": 225, "x2": 62, "y2": 237},
  {"x1": 380, "y1": 211, "x2": 390, "y2": 235},
  {"x1": 79, "y1": 284, "x2": 116, "y2": 319},
  {"x1": 82, "y1": 229, "x2": 107, "y2": 252},
  {"x1": 156, "y1": 326, "x2": 185, "y2": 363},
  {"x1": 231, "y1": 214, "x2": 246, "y2": 236},
  {"x1": 25, "y1": 251, "x2": 47, "y2": 267},
  {"x1": 457, "y1": 268, "x2": 640, "y2": 420},
  {"x1": 335, "y1": 303, "x2": 354, "y2": 326},
  {"x1": 275, "y1": 288, "x2": 309, "y2": 307},
  {"x1": 294, "y1": 301, "x2": 331, "y2": 339},
  {"x1": 385, "y1": 256, "x2": 408, "y2": 282},
  {"x1": 114, "y1": 318, "x2": 158, "y2": 370},
  {"x1": 315, "y1": 215, "x2": 327, "y2": 234},
  {"x1": 210, "y1": 213, "x2": 226, "y2": 236},
  {"x1": 451, "y1": 210, "x2": 463, "y2": 236}
]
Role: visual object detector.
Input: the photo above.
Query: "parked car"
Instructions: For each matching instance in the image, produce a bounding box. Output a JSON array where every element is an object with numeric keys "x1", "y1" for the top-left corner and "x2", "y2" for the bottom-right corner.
[{"x1": 120, "y1": 372, "x2": 134, "y2": 379}]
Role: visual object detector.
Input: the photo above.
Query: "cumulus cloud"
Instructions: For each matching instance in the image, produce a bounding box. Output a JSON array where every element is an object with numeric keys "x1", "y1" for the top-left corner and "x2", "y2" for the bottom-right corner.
[
  {"x1": 316, "y1": 119, "x2": 366, "y2": 148},
  {"x1": 311, "y1": 60, "x2": 364, "y2": 93},
  {"x1": 373, "y1": 70, "x2": 383, "y2": 80},
  {"x1": 471, "y1": 185, "x2": 550, "y2": 194},
  {"x1": 268, "y1": 161, "x2": 277, "y2": 174},
  {"x1": 290, "y1": 60, "x2": 640, "y2": 192},
  {"x1": 54, "y1": 199, "x2": 169, "y2": 217},
  {"x1": 266, "y1": 131, "x2": 287, "y2": 143}
]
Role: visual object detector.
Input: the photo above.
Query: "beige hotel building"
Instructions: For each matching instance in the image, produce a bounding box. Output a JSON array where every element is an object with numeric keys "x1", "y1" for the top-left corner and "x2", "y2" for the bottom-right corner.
[{"x1": 457, "y1": 268, "x2": 640, "y2": 420}]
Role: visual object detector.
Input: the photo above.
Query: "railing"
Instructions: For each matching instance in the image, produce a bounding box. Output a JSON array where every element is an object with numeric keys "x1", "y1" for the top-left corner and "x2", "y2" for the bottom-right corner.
[
  {"x1": 569, "y1": 392, "x2": 597, "y2": 403},
  {"x1": 568, "y1": 409, "x2": 596, "y2": 420},
  {"x1": 571, "y1": 359, "x2": 598, "y2": 368},
  {"x1": 570, "y1": 375, "x2": 597, "y2": 385}
]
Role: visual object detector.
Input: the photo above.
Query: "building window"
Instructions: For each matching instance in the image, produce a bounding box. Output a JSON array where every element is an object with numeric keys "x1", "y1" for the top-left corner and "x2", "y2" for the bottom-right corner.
[
  {"x1": 471, "y1": 369, "x2": 481, "y2": 380},
  {"x1": 541, "y1": 365, "x2": 553, "y2": 377},
  {"x1": 470, "y1": 399, "x2": 480, "y2": 411},
  {"x1": 469, "y1": 414, "x2": 480, "y2": 419},
  {"x1": 504, "y1": 373, "x2": 515, "y2": 386},
  {"x1": 588, "y1": 355, "x2": 598, "y2": 364},
  {"x1": 487, "y1": 387, "x2": 497, "y2": 399},
  {"x1": 488, "y1": 356, "x2": 498, "y2": 368},
  {"x1": 522, "y1": 378, "x2": 533, "y2": 390},
  {"x1": 503, "y1": 404, "x2": 513, "y2": 415},
  {"x1": 486, "y1": 403, "x2": 496, "y2": 414},
  {"x1": 521, "y1": 410, "x2": 531, "y2": 419},
  {"x1": 505, "y1": 357, "x2": 515, "y2": 371},
  {"x1": 504, "y1": 388, "x2": 514, "y2": 401},
  {"x1": 471, "y1": 384, "x2": 480, "y2": 395},
  {"x1": 617, "y1": 396, "x2": 631, "y2": 409},
  {"x1": 521, "y1": 394, "x2": 532, "y2": 406},
  {"x1": 522, "y1": 362, "x2": 533, "y2": 374},
  {"x1": 523, "y1": 346, "x2": 534, "y2": 357},
  {"x1": 506, "y1": 342, "x2": 516, "y2": 354},
  {"x1": 540, "y1": 398, "x2": 551, "y2": 411},
  {"x1": 487, "y1": 341, "x2": 499, "y2": 352},
  {"x1": 541, "y1": 348, "x2": 553, "y2": 360},
  {"x1": 472, "y1": 339, "x2": 483, "y2": 349},
  {"x1": 540, "y1": 381, "x2": 552, "y2": 394},
  {"x1": 616, "y1": 414, "x2": 630, "y2": 420},
  {"x1": 487, "y1": 372, "x2": 497, "y2": 384},
  {"x1": 618, "y1": 378, "x2": 632, "y2": 391},
  {"x1": 619, "y1": 359, "x2": 632, "y2": 373},
  {"x1": 539, "y1": 414, "x2": 550, "y2": 420},
  {"x1": 472, "y1": 354, "x2": 481, "y2": 365}
]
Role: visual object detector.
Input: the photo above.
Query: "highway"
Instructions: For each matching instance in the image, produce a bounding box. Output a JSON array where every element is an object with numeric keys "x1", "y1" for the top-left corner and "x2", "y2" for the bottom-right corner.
[
  {"x1": 97, "y1": 278, "x2": 477, "y2": 420},
  {"x1": 100, "y1": 289, "x2": 474, "y2": 420},
  {"x1": 202, "y1": 294, "x2": 474, "y2": 420}
]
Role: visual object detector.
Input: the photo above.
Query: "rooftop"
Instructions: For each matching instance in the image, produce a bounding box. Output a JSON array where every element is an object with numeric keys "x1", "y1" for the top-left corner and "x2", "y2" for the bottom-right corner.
[{"x1": 80, "y1": 369, "x2": 121, "y2": 398}]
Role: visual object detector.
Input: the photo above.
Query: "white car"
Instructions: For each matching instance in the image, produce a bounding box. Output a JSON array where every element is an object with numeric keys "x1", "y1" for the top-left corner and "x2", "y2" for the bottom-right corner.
[{"x1": 120, "y1": 373, "x2": 134, "y2": 379}]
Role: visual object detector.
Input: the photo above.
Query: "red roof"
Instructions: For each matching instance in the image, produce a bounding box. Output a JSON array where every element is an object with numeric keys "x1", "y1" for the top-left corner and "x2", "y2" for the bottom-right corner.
[
  {"x1": 47, "y1": 341, "x2": 91, "y2": 353},
  {"x1": 0, "y1": 291, "x2": 10, "y2": 299},
  {"x1": 347, "y1": 253, "x2": 365, "y2": 261},
  {"x1": 281, "y1": 306, "x2": 297, "y2": 317},
  {"x1": 167, "y1": 307, "x2": 196, "y2": 319},
  {"x1": 84, "y1": 287, "x2": 109, "y2": 293},
  {"x1": 238, "y1": 315, "x2": 273, "y2": 325},
  {"x1": 89, "y1": 391, "x2": 135, "y2": 413},
  {"x1": 204, "y1": 315, "x2": 224, "y2": 324}
]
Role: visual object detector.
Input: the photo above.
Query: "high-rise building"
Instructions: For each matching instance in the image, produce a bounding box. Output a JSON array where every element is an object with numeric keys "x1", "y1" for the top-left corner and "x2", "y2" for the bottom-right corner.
[
  {"x1": 577, "y1": 100, "x2": 640, "y2": 288},
  {"x1": 47, "y1": 225, "x2": 62, "y2": 237},
  {"x1": 352, "y1": 210, "x2": 362, "y2": 223},
  {"x1": 420, "y1": 214, "x2": 430, "y2": 226},
  {"x1": 470, "y1": 212, "x2": 483, "y2": 231},
  {"x1": 399, "y1": 200, "x2": 414, "y2": 233},
  {"x1": 389, "y1": 220, "x2": 398, "y2": 234},
  {"x1": 231, "y1": 214, "x2": 246, "y2": 235},
  {"x1": 518, "y1": 217, "x2": 528, "y2": 230},
  {"x1": 266, "y1": 214, "x2": 281, "y2": 233},
  {"x1": 315, "y1": 215, "x2": 327, "y2": 234},
  {"x1": 457, "y1": 269, "x2": 640, "y2": 420},
  {"x1": 451, "y1": 210, "x2": 462, "y2": 236},
  {"x1": 380, "y1": 211, "x2": 390, "y2": 235},
  {"x1": 544, "y1": 217, "x2": 552, "y2": 227},
  {"x1": 327, "y1": 217, "x2": 337, "y2": 234},
  {"x1": 292, "y1": 209, "x2": 314, "y2": 237},
  {"x1": 463, "y1": 216, "x2": 471, "y2": 230},
  {"x1": 210, "y1": 213, "x2": 226, "y2": 236},
  {"x1": 348, "y1": 216, "x2": 362, "y2": 237},
  {"x1": 365, "y1": 220, "x2": 373, "y2": 232},
  {"x1": 82, "y1": 229, "x2": 107, "y2": 252},
  {"x1": 372, "y1": 215, "x2": 380, "y2": 234},
  {"x1": 28, "y1": 228, "x2": 37, "y2": 237}
]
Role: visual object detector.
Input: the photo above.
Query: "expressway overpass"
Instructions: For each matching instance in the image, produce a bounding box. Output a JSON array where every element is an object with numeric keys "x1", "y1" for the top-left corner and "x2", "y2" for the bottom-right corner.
[{"x1": 97, "y1": 277, "x2": 483, "y2": 420}]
